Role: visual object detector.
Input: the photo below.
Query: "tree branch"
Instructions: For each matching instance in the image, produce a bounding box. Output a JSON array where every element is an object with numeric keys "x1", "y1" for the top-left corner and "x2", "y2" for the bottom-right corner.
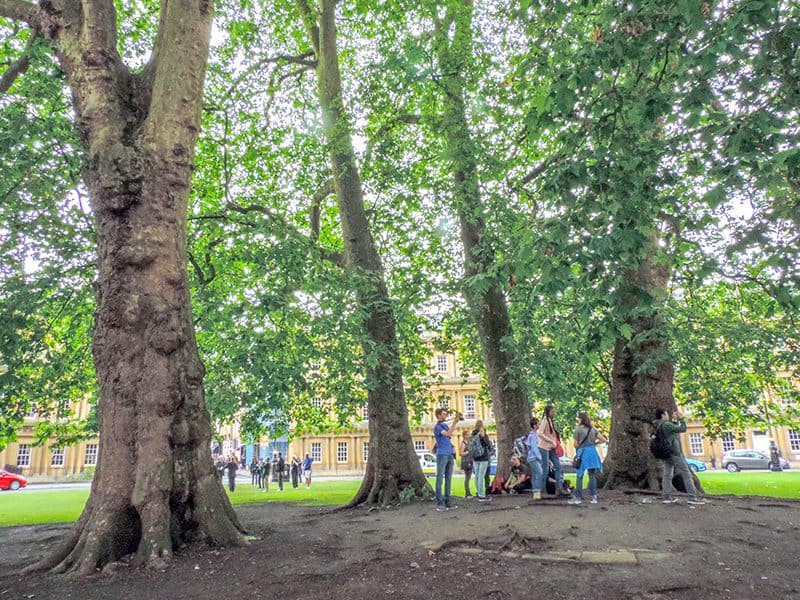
[
  {"x1": 310, "y1": 178, "x2": 334, "y2": 243},
  {"x1": 0, "y1": 32, "x2": 35, "y2": 94},
  {"x1": 296, "y1": 0, "x2": 320, "y2": 56},
  {"x1": 0, "y1": 0, "x2": 41, "y2": 27},
  {"x1": 225, "y1": 51, "x2": 316, "y2": 98},
  {"x1": 362, "y1": 114, "x2": 422, "y2": 170}
]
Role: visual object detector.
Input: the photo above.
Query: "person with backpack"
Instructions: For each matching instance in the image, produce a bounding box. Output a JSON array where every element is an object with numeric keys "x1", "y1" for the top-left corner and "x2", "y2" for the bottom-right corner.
[
  {"x1": 275, "y1": 453, "x2": 286, "y2": 491},
  {"x1": 459, "y1": 431, "x2": 474, "y2": 498},
  {"x1": 568, "y1": 412, "x2": 606, "y2": 505},
  {"x1": 469, "y1": 420, "x2": 493, "y2": 502},
  {"x1": 537, "y1": 405, "x2": 566, "y2": 495},
  {"x1": 652, "y1": 408, "x2": 706, "y2": 505},
  {"x1": 525, "y1": 417, "x2": 544, "y2": 500},
  {"x1": 434, "y1": 408, "x2": 461, "y2": 511}
]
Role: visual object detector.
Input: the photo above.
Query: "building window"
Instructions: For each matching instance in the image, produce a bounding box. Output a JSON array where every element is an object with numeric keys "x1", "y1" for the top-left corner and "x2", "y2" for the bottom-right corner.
[
  {"x1": 25, "y1": 405, "x2": 37, "y2": 418},
  {"x1": 51, "y1": 447, "x2": 65, "y2": 467},
  {"x1": 689, "y1": 433, "x2": 703, "y2": 455},
  {"x1": 361, "y1": 403, "x2": 369, "y2": 420},
  {"x1": 722, "y1": 433, "x2": 735, "y2": 452},
  {"x1": 85, "y1": 444, "x2": 98, "y2": 466},
  {"x1": 337, "y1": 442, "x2": 348, "y2": 463},
  {"x1": 439, "y1": 397, "x2": 450, "y2": 411},
  {"x1": 464, "y1": 395, "x2": 476, "y2": 419},
  {"x1": 310, "y1": 360, "x2": 321, "y2": 372},
  {"x1": 56, "y1": 399, "x2": 71, "y2": 418},
  {"x1": 788, "y1": 430, "x2": 800, "y2": 452},
  {"x1": 363, "y1": 442, "x2": 369, "y2": 462},
  {"x1": 311, "y1": 442, "x2": 322, "y2": 463},
  {"x1": 312, "y1": 396, "x2": 323, "y2": 409},
  {"x1": 436, "y1": 355, "x2": 447, "y2": 372},
  {"x1": 414, "y1": 440, "x2": 427, "y2": 452},
  {"x1": 16, "y1": 445, "x2": 31, "y2": 467}
]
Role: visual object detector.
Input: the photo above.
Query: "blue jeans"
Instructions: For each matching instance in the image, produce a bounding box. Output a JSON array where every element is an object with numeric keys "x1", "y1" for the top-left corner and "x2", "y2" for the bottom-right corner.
[
  {"x1": 528, "y1": 459, "x2": 543, "y2": 493},
  {"x1": 575, "y1": 468, "x2": 599, "y2": 500},
  {"x1": 435, "y1": 454, "x2": 455, "y2": 506},
  {"x1": 539, "y1": 447, "x2": 563, "y2": 492},
  {"x1": 473, "y1": 460, "x2": 489, "y2": 497}
]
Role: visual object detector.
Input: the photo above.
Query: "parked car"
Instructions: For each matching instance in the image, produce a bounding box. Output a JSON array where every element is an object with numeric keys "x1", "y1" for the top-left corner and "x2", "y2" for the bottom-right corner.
[
  {"x1": 722, "y1": 449, "x2": 791, "y2": 472},
  {"x1": 685, "y1": 458, "x2": 707, "y2": 473},
  {"x1": 416, "y1": 450, "x2": 437, "y2": 477},
  {"x1": 0, "y1": 470, "x2": 27, "y2": 491},
  {"x1": 559, "y1": 455, "x2": 577, "y2": 474}
]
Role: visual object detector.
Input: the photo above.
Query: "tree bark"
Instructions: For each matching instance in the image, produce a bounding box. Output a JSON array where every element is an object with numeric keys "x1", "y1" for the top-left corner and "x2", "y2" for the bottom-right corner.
[
  {"x1": 602, "y1": 235, "x2": 702, "y2": 493},
  {"x1": 1, "y1": 0, "x2": 245, "y2": 574},
  {"x1": 298, "y1": 0, "x2": 430, "y2": 505},
  {"x1": 433, "y1": 0, "x2": 529, "y2": 476}
]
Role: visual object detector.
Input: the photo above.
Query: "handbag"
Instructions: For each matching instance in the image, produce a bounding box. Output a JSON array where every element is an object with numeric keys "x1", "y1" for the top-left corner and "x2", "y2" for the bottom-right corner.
[
  {"x1": 572, "y1": 427, "x2": 593, "y2": 469},
  {"x1": 550, "y1": 418, "x2": 565, "y2": 457}
]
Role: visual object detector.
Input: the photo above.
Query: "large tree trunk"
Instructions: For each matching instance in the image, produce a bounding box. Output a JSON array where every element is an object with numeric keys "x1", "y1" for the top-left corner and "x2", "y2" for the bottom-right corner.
[
  {"x1": 4, "y1": 0, "x2": 245, "y2": 575},
  {"x1": 299, "y1": 0, "x2": 429, "y2": 505},
  {"x1": 434, "y1": 0, "x2": 529, "y2": 476},
  {"x1": 603, "y1": 236, "x2": 702, "y2": 493}
]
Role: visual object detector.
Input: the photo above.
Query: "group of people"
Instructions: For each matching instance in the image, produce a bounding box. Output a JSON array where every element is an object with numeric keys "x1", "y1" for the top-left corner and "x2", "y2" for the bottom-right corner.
[
  {"x1": 434, "y1": 404, "x2": 706, "y2": 510},
  {"x1": 213, "y1": 452, "x2": 314, "y2": 493},
  {"x1": 247, "y1": 453, "x2": 314, "y2": 492}
]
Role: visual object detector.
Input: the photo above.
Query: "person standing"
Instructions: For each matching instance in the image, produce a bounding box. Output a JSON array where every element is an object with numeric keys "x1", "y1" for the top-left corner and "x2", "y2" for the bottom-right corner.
[
  {"x1": 434, "y1": 408, "x2": 460, "y2": 511},
  {"x1": 525, "y1": 418, "x2": 544, "y2": 500},
  {"x1": 290, "y1": 455, "x2": 301, "y2": 488},
  {"x1": 653, "y1": 408, "x2": 706, "y2": 505},
  {"x1": 225, "y1": 454, "x2": 238, "y2": 493},
  {"x1": 260, "y1": 457, "x2": 270, "y2": 492},
  {"x1": 568, "y1": 412, "x2": 606, "y2": 505},
  {"x1": 459, "y1": 431, "x2": 474, "y2": 498},
  {"x1": 537, "y1": 405, "x2": 565, "y2": 495},
  {"x1": 276, "y1": 452, "x2": 286, "y2": 491},
  {"x1": 470, "y1": 421, "x2": 493, "y2": 502},
  {"x1": 302, "y1": 453, "x2": 313, "y2": 489},
  {"x1": 249, "y1": 457, "x2": 259, "y2": 486}
]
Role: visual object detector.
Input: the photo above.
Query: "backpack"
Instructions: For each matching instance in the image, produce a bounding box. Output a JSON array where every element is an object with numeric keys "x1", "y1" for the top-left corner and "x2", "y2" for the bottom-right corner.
[
  {"x1": 650, "y1": 422, "x2": 672, "y2": 459},
  {"x1": 512, "y1": 435, "x2": 529, "y2": 459},
  {"x1": 467, "y1": 433, "x2": 484, "y2": 458}
]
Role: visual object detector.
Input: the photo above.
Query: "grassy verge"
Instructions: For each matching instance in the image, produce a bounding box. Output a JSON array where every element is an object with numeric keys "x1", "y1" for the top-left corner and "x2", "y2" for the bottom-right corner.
[{"x1": 1, "y1": 471, "x2": 797, "y2": 527}]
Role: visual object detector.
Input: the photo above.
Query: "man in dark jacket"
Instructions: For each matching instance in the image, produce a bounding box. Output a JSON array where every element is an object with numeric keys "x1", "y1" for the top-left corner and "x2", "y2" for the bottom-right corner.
[
  {"x1": 653, "y1": 408, "x2": 706, "y2": 505},
  {"x1": 249, "y1": 458, "x2": 259, "y2": 485},
  {"x1": 226, "y1": 455, "x2": 238, "y2": 492},
  {"x1": 275, "y1": 453, "x2": 286, "y2": 491}
]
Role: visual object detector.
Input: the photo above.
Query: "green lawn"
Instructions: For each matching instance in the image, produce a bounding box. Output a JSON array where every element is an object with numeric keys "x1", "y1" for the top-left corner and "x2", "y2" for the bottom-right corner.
[{"x1": 1, "y1": 471, "x2": 797, "y2": 527}]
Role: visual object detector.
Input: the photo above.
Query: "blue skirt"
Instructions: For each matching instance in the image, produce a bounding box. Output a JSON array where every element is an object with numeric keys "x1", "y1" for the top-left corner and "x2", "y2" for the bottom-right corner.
[{"x1": 576, "y1": 445, "x2": 603, "y2": 477}]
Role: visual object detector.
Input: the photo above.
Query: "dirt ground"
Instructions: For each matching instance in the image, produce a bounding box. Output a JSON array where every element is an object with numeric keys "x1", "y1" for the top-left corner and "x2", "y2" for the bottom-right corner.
[{"x1": 0, "y1": 491, "x2": 798, "y2": 600}]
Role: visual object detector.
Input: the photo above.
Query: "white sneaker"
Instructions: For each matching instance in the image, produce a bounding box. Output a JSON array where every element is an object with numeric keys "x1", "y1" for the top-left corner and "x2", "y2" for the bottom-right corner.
[
  {"x1": 590, "y1": 496, "x2": 598, "y2": 504},
  {"x1": 567, "y1": 498, "x2": 582, "y2": 505},
  {"x1": 662, "y1": 498, "x2": 678, "y2": 504},
  {"x1": 686, "y1": 499, "x2": 707, "y2": 505}
]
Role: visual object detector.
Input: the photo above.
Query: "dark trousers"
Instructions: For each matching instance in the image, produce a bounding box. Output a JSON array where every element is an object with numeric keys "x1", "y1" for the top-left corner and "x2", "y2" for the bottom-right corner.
[
  {"x1": 227, "y1": 476, "x2": 235, "y2": 492},
  {"x1": 278, "y1": 471, "x2": 284, "y2": 490},
  {"x1": 462, "y1": 459, "x2": 473, "y2": 496}
]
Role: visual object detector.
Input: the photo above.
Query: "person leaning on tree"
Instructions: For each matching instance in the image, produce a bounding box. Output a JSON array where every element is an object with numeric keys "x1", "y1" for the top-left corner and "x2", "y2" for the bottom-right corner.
[
  {"x1": 653, "y1": 408, "x2": 706, "y2": 505},
  {"x1": 537, "y1": 405, "x2": 566, "y2": 495}
]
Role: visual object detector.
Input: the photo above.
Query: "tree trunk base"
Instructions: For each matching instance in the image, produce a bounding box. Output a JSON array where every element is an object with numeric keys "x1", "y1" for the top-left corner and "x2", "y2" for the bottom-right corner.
[
  {"x1": 347, "y1": 458, "x2": 432, "y2": 507},
  {"x1": 28, "y1": 471, "x2": 246, "y2": 576}
]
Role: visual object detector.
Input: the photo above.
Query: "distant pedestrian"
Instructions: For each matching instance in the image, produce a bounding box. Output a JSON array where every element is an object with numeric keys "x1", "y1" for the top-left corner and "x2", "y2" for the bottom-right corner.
[
  {"x1": 653, "y1": 408, "x2": 706, "y2": 505},
  {"x1": 434, "y1": 408, "x2": 461, "y2": 511},
  {"x1": 226, "y1": 455, "x2": 238, "y2": 492},
  {"x1": 260, "y1": 458, "x2": 270, "y2": 492},
  {"x1": 459, "y1": 431, "x2": 474, "y2": 498},
  {"x1": 275, "y1": 453, "x2": 285, "y2": 491},
  {"x1": 249, "y1": 458, "x2": 259, "y2": 485},
  {"x1": 469, "y1": 420, "x2": 493, "y2": 502},
  {"x1": 290, "y1": 455, "x2": 301, "y2": 488},
  {"x1": 302, "y1": 453, "x2": 313, "y2": 488},
  {"x1": 568, "y1": 412, "x2": 606, "y2": 505}
]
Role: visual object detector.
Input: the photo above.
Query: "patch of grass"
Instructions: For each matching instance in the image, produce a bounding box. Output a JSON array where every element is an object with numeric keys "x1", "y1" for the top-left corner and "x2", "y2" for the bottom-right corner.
[
  {"x1": 696, "y1": 470, "x2": 800, "y2": 499},
  {"x1": 1, "y1": 471, "x2": 797, "y2": 527}
]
